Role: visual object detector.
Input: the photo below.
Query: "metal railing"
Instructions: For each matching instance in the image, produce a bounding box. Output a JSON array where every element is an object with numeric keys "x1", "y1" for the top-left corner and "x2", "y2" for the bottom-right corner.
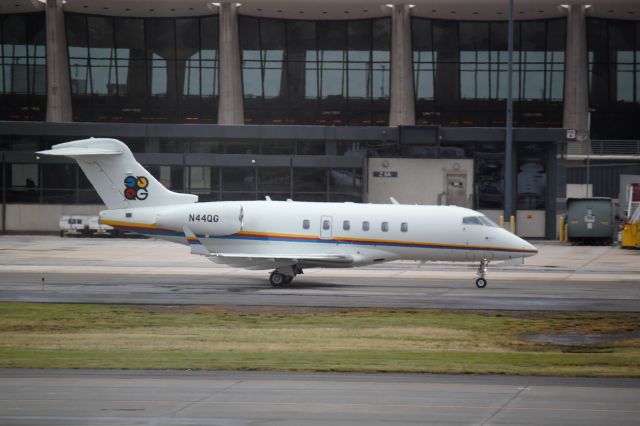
[{"x1": 567, "y1": 140, "x2": 640, "y2": 156}]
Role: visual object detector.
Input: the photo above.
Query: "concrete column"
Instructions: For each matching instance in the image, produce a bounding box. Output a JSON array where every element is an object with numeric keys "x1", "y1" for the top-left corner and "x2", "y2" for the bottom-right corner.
[
  {"x1": 45, "y1": 0, "x2": 72, "y2": 122},
  {"x1": 389, "y1": 4, "x2": 415, "y2": 127},
  {"x1": 217, "y1": 3, "x2": 244, "y2": 125},
  {"x1": 563, "y1": 5, "x2": 589, "y2": 135}
]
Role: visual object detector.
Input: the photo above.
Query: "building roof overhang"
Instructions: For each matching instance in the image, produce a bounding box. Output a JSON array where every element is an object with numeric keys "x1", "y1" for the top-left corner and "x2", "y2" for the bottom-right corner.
[{"x1": 3, "y1": 0, "x2": 640, "y2": 21}]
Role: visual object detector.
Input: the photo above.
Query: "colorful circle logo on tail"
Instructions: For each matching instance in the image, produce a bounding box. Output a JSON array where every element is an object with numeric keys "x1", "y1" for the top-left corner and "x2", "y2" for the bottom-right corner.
[{"x1": 124, "y1": 175, "x2": 149, "y2": 201}]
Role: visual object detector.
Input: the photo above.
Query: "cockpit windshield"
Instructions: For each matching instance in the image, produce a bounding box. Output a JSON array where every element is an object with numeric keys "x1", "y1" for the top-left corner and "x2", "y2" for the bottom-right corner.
[
  {"x1": 478, "y1": 215, "x2": 499, "y2": 227},
  {"x1": 462, "y1": 215, "x2": 499, "y2": 227},
  {"x1": 462, "y1": 216, "x2": 482, "y2": 225}
]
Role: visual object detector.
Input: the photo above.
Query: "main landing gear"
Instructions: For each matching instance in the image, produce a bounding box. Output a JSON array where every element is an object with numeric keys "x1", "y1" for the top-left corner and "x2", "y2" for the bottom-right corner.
[
  {"x1": 269, "y1": 266, "x2": 302, "y2": 287},
  {"x1": 475, "y1": 258, "x2": 489, "y2": 288}
]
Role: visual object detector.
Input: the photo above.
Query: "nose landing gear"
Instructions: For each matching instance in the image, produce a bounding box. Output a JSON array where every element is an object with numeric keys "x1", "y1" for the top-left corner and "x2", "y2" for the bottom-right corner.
[{"x1": 475, "y1": 258, "x2": 488, "y2": 288}]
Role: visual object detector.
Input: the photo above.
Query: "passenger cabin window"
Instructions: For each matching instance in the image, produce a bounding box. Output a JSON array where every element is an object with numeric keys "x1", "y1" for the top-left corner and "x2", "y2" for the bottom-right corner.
[
  {"x1": 322, "y1": 219, "x2": 330, "y2": 230},
  {"x1": 362, "y1": 221, "x2": 370, "y2": 231},
  {"x1": 381, "y1": 221, "x2": 389, "y2": 232},
  {"x1": 401, "y1": 222, "x2": 408, "y2": 232},
  {"x1": 303, "y1": 219, "x2": 310, "y2": 229},
  {"x1": 343, "y1": 220, "x2": 350, "y2": 231}
]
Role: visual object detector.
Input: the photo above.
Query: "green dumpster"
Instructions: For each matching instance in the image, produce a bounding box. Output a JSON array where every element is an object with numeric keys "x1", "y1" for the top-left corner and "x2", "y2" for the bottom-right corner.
[{"x1": 566, "y1": 197, "x2": 613, "y2": 244}]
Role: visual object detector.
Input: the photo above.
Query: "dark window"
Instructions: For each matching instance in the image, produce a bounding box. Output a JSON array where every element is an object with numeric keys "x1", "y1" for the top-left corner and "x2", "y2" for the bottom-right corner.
[
  {"x1": 293, "y1": 168, "x2": 327, "y2": 193},
  {"x1": 343, "y1": 220, "x2": 350, "y2": 230},
  {"x1": 303, "y1": 219, "x2": 310, "y2": 229},
  {"x1": 258, "y1": 168, "x2": 290, "y2": 193},
  {"x1": 587, "y1": 18, "x2": 640, "y2": 139},
  {"x1": 362, "y1": 220, "x2": 370, "y2": 231},
  {"x1": 412, "y1": 17, "x2": 565, "y2": 127},
  {"x1": 239, "y1": 17, "x2": 390, "y2": 125},
  {"x1": 517, "y1": 144, "x2": 546, "y2": 209},
  {"x1": 381, "y1": 221, "x2": 389, "y2": 232},
  {"x1": 221, "y1": 167, "x2": 255, "y2": 193},
  {"x1": 322, "y1": 219, "x2": 330, "y2": 230},
  {"x1": 0, "y1": 13, "x2": 47, "y2": 121},
  {"x1": 401, "y1": 222, "x2": 408, "y2": 232},
  {"x1": 475, "y1": 152, "x2": 504, "y2": 209},
  {"x1": 66, "y1": 13, "x2": 219, "y2": 123}
]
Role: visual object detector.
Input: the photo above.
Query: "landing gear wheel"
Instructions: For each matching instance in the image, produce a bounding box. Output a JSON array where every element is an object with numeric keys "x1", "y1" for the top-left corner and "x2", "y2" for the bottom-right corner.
[
  {"x1": 475, "y1": 278, "x2": 487, "y2": 288},
  {"x1": 270, "y1": 272, "x2": 286, "y2": 287}
]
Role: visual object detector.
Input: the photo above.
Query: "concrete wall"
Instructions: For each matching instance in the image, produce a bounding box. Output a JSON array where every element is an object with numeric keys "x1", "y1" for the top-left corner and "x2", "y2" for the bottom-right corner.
[
  {"x1": 5, "y1": 204, "x2": 105, "y2": 232},
  {"x1": 567, "y1": 183, "x2": 593, "y2": 198},
  {"x1": 367, "y1": 158, "x2": 474, "y2": 206},
  {"x1": 516, "y1": 210, "x2": 546, "y2": 238},
  {"x1": 479, "y1": 209, "x2": 546, "y2": 238}
]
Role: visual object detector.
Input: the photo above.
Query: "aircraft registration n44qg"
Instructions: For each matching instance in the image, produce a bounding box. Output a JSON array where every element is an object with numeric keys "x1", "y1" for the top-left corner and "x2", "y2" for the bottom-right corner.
[{"x1": 38, "y1": 138, "x2": 538, "y2": 288}]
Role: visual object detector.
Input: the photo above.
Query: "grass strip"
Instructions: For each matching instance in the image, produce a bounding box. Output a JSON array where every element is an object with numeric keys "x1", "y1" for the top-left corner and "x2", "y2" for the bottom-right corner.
[{"x1": 1, "y1": 303, "x2": 639, "y2": 376}]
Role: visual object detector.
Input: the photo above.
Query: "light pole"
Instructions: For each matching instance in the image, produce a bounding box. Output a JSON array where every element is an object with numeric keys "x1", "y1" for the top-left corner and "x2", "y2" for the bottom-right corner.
[
  {"x1": 504, "y1": 0, "x2": 515, "y2": 224},
  {"x1": 585, "y1": 108, "x2": 595, "y2": 197}
]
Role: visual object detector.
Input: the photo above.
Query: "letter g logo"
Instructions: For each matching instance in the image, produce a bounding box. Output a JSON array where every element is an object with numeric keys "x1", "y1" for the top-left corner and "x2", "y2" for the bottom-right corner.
[{"x1": 124, "y1": 176, "x2": 149, "y2": 201}]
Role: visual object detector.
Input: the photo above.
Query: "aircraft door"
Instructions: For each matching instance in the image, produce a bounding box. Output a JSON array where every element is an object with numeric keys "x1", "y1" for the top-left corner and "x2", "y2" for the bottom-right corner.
[
  {"x1": 320, "y1": 215, "x2": 333, "y2": 239},
  {"x1": 446, "y1": 172, "x2": 467, "y2": 207}
]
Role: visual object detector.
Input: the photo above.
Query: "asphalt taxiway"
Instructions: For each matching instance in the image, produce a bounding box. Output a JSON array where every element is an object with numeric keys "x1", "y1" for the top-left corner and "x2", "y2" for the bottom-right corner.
[
  {"x1": 0, "y1": 236, "x2": 639, "y2": 311},
  {"x1": 1, "y1": 237, "x2": 639, "y2": 425},
  {"x1": 1, "y1": 369, "x2": 639, "y2": 426}
]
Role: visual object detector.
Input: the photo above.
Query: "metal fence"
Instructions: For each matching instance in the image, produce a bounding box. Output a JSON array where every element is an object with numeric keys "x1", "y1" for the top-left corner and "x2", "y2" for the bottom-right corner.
[{"x1": 568, "y1": 140, "x2": 640, "y2": 156}]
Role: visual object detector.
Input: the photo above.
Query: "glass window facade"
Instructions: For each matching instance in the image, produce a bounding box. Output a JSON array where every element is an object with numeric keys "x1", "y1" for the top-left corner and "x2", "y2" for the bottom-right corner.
[
  {"x1": 66, "y1": 13, "x2": 218, "y2": 123},
  {"x1": 587, "y1": 18, "x2": 640, "y2": 139},
  {"x1": 239, "y1": 17, "x2": 390, "y2": 125},
  {"x1": 412, "y1": 18, "x2": 565, "y2": 127},
  {"x1": 0, "y1": 13, "x2": 46, "y2": 121},
  {"x1": 3, "y1": 136, "x2": 363, "y2": 204}
]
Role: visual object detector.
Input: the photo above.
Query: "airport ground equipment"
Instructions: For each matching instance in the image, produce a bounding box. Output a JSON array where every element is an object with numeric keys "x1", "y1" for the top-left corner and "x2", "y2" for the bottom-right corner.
[
  {"x1": 566, "y1": 198, "x2": 614, "y2": 245},
  {"x1": 621, "y1": 183, "x2": 640, "y2": 248},
  {"x1": 59, "y1": 215, "x2": 114, "y2": 237}
]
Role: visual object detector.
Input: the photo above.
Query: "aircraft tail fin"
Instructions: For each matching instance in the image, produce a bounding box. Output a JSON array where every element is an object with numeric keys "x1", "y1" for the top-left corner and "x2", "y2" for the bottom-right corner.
[{"x1": 38, "y1": 138, "x2": 197, "y2": 210}]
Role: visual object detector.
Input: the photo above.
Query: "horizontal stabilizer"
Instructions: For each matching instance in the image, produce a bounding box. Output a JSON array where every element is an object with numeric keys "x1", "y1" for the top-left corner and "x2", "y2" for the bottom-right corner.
[{"x1": 37, "y1": 146, "x2": 122, "y2": 157}]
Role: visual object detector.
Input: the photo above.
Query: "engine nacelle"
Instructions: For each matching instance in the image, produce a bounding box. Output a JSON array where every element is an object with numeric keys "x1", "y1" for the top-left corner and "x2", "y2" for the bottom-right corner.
[{"x1": 155, "y1": 202, "x2": 242, "y2": 236}]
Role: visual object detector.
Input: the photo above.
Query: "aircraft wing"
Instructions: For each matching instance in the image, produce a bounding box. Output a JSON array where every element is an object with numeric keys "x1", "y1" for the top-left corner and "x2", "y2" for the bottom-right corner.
[
  {"x1": 208, "y1": 252, "x2": 353, "y2": 270},
  {"x1": 183, "y1": 226, "x2": 352, "y2": 269}
]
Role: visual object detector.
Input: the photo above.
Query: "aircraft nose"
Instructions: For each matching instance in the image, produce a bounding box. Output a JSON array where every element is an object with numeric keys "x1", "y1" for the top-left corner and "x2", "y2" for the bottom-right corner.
[{"x1": 517, "y1": 236, "x2": 538, "y2": 256}]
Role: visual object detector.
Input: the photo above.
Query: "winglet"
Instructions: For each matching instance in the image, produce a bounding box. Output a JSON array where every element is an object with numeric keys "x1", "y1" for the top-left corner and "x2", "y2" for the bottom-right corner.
[
  {"x1": 183, "y1": 226, "x2": 209, "y2": 256},
  {"x1": 390, "y1": 197, "x2": 399, "y2": 205}
]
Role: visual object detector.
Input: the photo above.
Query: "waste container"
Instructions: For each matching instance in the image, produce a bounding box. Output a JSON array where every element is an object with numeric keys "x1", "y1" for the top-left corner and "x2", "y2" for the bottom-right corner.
[{"x1": 566, "y1": 197, "x2": 613, "y2": 244}]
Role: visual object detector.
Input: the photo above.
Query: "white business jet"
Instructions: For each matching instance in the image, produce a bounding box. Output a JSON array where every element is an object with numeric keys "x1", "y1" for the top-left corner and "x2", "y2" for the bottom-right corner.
[{"x1": 38, "y1": 138, "x2": 537, "y2": 288}]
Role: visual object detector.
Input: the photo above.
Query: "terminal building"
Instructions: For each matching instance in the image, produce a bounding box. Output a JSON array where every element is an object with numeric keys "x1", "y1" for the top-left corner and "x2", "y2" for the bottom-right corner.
[{"x1": 1, "y1": 0, "x2": 639, "y2": 238}]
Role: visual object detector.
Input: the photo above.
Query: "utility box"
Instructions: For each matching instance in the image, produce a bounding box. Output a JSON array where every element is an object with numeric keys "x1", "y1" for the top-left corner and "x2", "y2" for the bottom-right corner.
[{"x1": 566, "y1": 197, "x2": 614, "y2": 244}]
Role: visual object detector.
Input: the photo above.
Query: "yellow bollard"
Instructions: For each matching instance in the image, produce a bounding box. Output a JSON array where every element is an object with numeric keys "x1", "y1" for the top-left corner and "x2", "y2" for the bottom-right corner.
[
  {"x1": 564, "y1": 223, "x2": 569, "y2": 242},
  {"x1": 499, "y1": 215, "x2": 504, "y2": 229},
  {"x1": 510, "y1": 215, "x2": 516, "y2": 234},
  {"x1": 558, "y1": 216, "x2": 565, "y2": 241}
]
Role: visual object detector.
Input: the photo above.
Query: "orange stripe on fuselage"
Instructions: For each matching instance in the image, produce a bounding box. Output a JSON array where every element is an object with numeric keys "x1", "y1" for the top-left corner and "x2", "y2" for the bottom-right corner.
[
  {"x1": 98, "y1": 221, "x2": 537, "y2": 254},
  {"x1": 234, "y1": 230, "x2": 537, "y2": 253}
]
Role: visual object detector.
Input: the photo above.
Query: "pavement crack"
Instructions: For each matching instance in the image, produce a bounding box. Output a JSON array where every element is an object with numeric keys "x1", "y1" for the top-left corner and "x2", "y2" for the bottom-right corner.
[
  {"x1": 479, "y1": 384, "x2": 529, "y2": 426},
  {"x1": 170, "y1": 379, "x2": 242, "y2": 417}
]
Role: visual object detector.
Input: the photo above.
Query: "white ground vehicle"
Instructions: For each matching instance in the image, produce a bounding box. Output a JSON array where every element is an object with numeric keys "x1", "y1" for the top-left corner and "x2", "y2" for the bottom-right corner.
[{"x1": 59, "y1": 215, "x2": 114, "y2": 237}]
